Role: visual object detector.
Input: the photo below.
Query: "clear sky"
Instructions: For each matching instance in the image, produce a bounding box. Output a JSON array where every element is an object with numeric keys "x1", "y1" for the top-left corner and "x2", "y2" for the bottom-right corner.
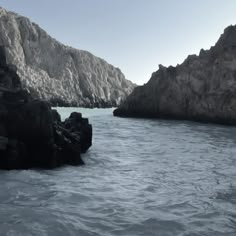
[{"x1": 1, "y1": 0, "x2": 236, "y2": 85}]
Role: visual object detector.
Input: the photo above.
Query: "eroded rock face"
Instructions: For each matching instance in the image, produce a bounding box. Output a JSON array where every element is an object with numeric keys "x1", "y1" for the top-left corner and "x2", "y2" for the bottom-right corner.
[
  {"x1": 0, "y1": 48, "x2": 92, "y2": 169},
  {"x1": 0, "y1": 7, "x2": 135, "y2": 107},
  {"x1": 114, "y1": 25, "x2": 236, "y2": 125}
]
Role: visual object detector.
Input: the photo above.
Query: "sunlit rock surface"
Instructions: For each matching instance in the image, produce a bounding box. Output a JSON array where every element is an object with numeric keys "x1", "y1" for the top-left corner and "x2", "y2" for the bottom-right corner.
[
  {"x1": 0, "y1": 7, "x2": 135, "y2": 107},
  {"x1": 114, "y1": 25, "x2": 236, "y2": 125}
]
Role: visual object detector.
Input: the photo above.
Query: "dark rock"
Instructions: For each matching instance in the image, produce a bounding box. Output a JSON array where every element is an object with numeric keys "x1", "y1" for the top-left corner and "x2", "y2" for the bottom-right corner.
[
  {"x1": 0, "y1": 47, "x2": 92, "y2": 170},
  {"x1": 114, "y1": 25, "x2": 236, "y2": 125},
  {"x1": 0, "y1": 46, "x2": 7, "y2": 67},
  {"x1": 0, "y1": 136, "x2": 8, "y2": 150},
  {"x1": 63, "y1": 112, "x2": 92, "y2": 153},
  {"x1": 7, "y1": 101, "x2": 54, "y2": 142},
  {"x1": 52, "y1": 109, "x2": 61, "y2": 123}
]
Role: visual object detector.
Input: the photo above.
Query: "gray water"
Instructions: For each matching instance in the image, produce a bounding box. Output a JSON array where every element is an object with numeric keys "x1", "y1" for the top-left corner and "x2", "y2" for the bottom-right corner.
[{"x1": 0, "y1": 108, "x2": 236, "y2": 236}]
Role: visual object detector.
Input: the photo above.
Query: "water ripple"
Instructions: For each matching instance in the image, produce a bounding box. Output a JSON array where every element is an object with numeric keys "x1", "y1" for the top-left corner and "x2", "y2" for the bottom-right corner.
[{"x1": 0, "y1": 108, "x2": 236, "y2": 235}]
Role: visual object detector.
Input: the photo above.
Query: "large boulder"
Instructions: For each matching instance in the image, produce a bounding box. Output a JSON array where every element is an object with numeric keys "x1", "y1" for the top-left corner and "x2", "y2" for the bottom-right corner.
[
  {"x1": 0, "y1": 48, "x2": 92, "y2": 170},
  {"x1": 63, "y1": 112, "x2": 92, "y2": 153}
]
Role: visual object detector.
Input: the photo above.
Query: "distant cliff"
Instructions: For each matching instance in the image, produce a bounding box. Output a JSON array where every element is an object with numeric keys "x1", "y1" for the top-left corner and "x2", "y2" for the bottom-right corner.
[
  {"x1": 114, "y1": 25, "x2": 236, "y2": 125},
  {"x1": 0, "y1": 7, "x2": 135, "y2": 107}
]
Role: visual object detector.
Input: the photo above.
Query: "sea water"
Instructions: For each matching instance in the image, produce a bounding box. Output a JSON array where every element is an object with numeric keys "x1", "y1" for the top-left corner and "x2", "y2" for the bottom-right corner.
[{"x1": 0, "y1": 108, "x2": 235, "y2": 236}]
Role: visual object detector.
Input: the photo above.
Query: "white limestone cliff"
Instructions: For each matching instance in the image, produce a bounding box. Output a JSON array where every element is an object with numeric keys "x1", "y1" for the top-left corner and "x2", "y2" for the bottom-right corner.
[{"x1": 0, "y1": 7, "x2": 135, "y2": 107}]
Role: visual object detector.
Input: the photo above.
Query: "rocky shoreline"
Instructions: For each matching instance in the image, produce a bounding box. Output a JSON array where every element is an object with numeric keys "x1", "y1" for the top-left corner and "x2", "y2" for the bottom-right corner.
[
  {"x1": 114, "y1": 25, "x2": 236, "y2": 125},
  {"x1": 0, "y1": 48, "x2": 92, "y2": 170}
]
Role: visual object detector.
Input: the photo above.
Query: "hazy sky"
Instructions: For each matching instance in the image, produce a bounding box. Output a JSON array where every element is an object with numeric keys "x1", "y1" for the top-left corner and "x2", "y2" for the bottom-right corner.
[{"x1": 1, "y1": 0, "x2": 236, "y2": 85}]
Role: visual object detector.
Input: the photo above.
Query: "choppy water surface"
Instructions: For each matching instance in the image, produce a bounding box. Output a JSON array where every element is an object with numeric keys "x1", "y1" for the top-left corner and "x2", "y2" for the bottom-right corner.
[{"x1": 0, "y1": 108, "x2": 236, "y2": 236}]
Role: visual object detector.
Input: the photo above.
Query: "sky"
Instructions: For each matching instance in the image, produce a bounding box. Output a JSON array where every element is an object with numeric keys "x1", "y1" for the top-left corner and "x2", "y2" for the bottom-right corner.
[{"x1": 0, "y1": 0, "x2": 236, "y2": 85}]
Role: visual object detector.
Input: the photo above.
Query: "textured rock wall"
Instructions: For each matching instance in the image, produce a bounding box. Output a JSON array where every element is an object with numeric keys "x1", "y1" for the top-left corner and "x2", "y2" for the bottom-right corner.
[
  {"x1": 0, "y1": 7, "x2": 135, "y2": 107},
  {"x1": 114, "y1": 25, "x2": 236, "y2": 125}
]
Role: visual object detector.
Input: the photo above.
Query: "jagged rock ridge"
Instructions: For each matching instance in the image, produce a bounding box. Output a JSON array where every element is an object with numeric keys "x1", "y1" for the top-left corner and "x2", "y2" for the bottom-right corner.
[
  {"x1": 0, "y1": 7, "x2": 135, "y2": 107},
  {"x1": 114, "y1": 25, "x2": 236, "y2": 125}
]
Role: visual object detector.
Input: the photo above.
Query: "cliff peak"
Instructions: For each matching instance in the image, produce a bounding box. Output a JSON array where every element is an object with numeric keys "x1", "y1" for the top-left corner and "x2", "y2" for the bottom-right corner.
[{"x1": 215, "y1": 24, "x2": 236, "y2": 49}]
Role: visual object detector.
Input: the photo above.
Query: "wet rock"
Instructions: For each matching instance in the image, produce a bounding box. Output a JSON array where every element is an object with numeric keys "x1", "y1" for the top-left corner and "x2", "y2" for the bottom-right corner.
[
  {"x1": 64, "y1": 112, "x2": 92, "y2": 153},
  {"x1": 0, "y1": 48, "x2": 92, "y2": 170}
]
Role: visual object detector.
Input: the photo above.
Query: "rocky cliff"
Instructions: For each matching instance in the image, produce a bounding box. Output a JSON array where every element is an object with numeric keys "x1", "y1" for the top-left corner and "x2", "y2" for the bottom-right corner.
[
  {"x1": 114, "y1": 25, "x2": 236, "y2": 125},
  {"x1": 0, "y1": 7, "x2": 135, "y2": 107}
]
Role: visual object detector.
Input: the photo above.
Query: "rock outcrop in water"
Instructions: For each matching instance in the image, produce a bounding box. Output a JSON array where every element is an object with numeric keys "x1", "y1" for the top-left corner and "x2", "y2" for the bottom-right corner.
[
  {"x1": 0, "y1": 48, "x2": 92, "y2": 169},
  {"x1": 0, "y1": 7, "x2": 135, "y2": 107},
  {"x1": 114, "y1": 25, "x2": 236, "y2": 125}
]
